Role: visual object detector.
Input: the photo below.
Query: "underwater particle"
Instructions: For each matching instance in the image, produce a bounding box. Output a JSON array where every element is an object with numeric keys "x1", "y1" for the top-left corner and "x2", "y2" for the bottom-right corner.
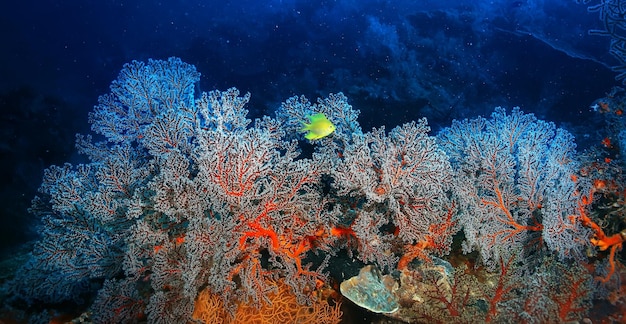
[
  {"x1": 300, "y1": 112, "x2": 336, "y2": 140},
  {"x1": 339, "y1": 265, "x2": 399, "y2": 314}
]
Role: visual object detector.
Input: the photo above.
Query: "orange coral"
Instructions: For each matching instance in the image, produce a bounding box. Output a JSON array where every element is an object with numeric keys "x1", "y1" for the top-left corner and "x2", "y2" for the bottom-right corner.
[
  {"x1": 398, "y1": 204, "x2": 457, "y2": 270},
  {"x1": 555, "y1": 270, "x2": 590, "y2": 322},
  {"x1": 481, "y1": 182, "x2": 543, "y2": 247},
  {"x1": 485, "y1": 255, "x2": 517, "y2": 323},
  {"x1": 192, "y1": 278, "x2": 342, "y2": 324},
  {"x1": 576, "y1": 188, "x2": 625, "y2": 282}
]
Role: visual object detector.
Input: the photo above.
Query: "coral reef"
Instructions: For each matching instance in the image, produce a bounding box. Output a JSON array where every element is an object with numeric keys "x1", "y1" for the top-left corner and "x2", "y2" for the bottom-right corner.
[
  {"x1": 2, "y1": 57, "x2": 624, "y2": 323},
  {"x1": 192, "y1": 278, "x2": 342, "y2": 324}
]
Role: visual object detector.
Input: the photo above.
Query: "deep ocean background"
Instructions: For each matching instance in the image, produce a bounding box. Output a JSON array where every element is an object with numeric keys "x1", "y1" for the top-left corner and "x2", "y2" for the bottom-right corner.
[{"x1": 0, "y1": 0, "x2": 620, "y2": 256}]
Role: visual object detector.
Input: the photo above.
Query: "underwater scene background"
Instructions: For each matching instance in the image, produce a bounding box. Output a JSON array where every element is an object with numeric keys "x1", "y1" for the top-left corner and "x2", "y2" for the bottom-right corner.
[{"x1": 2, "y1": 0, "x2": 626, "y2": 323}]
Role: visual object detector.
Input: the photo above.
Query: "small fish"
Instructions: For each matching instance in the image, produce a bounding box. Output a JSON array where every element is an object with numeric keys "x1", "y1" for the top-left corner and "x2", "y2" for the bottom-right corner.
[{"x1": 300, "y1": 113, "x2": 336, "y2": 140}]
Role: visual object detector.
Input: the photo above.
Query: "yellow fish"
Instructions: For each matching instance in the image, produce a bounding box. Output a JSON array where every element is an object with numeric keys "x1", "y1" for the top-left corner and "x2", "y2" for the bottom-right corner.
[{"x1": 300, "y1": 113, "x2": 336, "y2": 140}]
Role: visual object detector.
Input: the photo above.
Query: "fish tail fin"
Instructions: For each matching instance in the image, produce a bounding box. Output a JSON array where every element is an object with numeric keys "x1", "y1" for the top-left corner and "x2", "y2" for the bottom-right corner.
[{"x1": 299, "y1": 121, "x2": 310, "y2": 133}]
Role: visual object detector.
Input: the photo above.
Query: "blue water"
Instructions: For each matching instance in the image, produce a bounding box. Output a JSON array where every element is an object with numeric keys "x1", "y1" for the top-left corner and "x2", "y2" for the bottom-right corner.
[{"x1": 0, "y1": 0, "x2": 623, "y2": 322}]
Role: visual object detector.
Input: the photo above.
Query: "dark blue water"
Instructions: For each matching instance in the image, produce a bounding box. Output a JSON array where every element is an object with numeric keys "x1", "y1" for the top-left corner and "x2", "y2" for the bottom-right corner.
[{"x1": 0, "y1": 1, "x2": 622, "y2": 322}]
